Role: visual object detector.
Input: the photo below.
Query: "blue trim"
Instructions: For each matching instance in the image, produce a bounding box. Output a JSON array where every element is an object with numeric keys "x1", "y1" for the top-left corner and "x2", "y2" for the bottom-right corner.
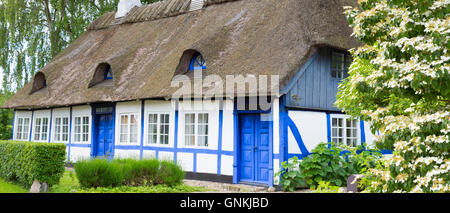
[
  {"x1": 217, "y1": 109, "x2": 223, "y2": 175},
  {"x1": 11, "y1": 110, "x2": 15, "y2": 140},
  {"x1": 232, "y1": 102, "x2": 239, "y2": 184},
  {"x1": 279, "y1": 96, "x2": 288, "y2": 164},
  {"x1": 104, "y1": 66, "x2": 113, "y2": 80},
  {"x1": 71, "y1": 143, "x2": 91, "y2": 148},
  {"x1": 29, "y1": 110, "x2": 34, "y2": 141},
  {"x1": 68, "y1": 107, "x2": 72, "y2": 162},
  {"x1": 280, "y1": 53, "x2": 318, "y2": 94},
  {"x1": 140, "y1": 100, "x2": 145, "y2": 159},
  {"x1": 285, "y1": 114, "x2": 310, "y2": 156},
  {"x1": 174, "y1": 109, "x2": 179, "y2": 164},
  {"x1": 114, "y1": 145, "x2": 233, "y2": 155},
  {"x1": 189, "y1": 53, "x2": 207, "y2": 71},
  {"x1": 360, "y1": 120, "x2": 366, "y2": 146},
  {"x1": 326, "y1": 113, "x2": 331, "y2": 148},
  {"x1": 193, "y1": 153, "x2": 197, "y2": 173},
  {"x1": 48, "y1": 109, "x2": 53, "y2": 143}
]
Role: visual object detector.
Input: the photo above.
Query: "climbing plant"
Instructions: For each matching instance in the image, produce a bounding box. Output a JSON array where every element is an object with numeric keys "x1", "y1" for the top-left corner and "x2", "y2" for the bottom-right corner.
[{"x1": 337, "y1": 0, "x2": 449, "y2": 192}]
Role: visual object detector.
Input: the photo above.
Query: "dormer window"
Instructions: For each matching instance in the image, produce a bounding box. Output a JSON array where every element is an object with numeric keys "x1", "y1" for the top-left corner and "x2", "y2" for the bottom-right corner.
[
  {"x1": 89, "y1": 63, "x2": 113, "y2": 88},
  {"x1": 331, "y1": 51, "x2": 352, "y2": 79},
  {"x1": 104, "y1": 66, "x2": 113, "y2": 80},
  {"x1": 189, "y1": 53, "x2": 206, "y2": 71},
  {"x1": 30, "y1": 72, "x2": 47, "y2": 94}
]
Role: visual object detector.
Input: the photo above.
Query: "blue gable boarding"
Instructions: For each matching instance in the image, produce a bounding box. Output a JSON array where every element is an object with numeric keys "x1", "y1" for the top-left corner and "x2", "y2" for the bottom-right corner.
[{"x1": 282, "y1": 48, "x2": 351, "y2": 111}]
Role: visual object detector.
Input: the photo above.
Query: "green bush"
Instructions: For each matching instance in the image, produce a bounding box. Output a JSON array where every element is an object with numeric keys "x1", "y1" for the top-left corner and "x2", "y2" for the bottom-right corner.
[
  {"x1": 75, "y1": 158, "x2": 184, "y2": 188},
  {"x1": 274, "y1": 142, "x2": 382, "y2": 191},
  {"x1": 0, "y1": 140, "x2": 66, "y2": 187},
  {"x1": 159, "y1": 160, "x2": 185, "y2": 186},
  {"x1": 75, "y1": 158, "x2": 124, "y2": 188}
]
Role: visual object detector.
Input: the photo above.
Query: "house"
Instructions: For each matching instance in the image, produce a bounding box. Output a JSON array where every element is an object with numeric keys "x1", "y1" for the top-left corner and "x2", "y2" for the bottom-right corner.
[{"x1": 1, "y1": 0, "x2": 382, "y2": 187}]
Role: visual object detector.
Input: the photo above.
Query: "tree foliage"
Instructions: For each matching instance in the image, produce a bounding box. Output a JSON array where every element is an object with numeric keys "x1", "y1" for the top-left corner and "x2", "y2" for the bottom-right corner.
[
  {"x1": 0, "y1": 0, "x2": 159, "y2": 91},
  {"x1": 0, "y1": 0, "x2": 159, "y2": 139},
  {"x1": 337, "y1": 0, "x2": 449, "y2": 192}
]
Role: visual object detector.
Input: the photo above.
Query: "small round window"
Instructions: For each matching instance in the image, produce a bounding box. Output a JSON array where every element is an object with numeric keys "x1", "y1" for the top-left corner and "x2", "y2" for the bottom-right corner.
[{"x1": 189, "y1": 53, "x2": 206, "y2": 71}]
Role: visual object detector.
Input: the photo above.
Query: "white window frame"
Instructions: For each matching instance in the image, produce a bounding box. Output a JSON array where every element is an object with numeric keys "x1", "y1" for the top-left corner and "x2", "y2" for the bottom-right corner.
[
  {"x1": 33, "y1": 116, "x2": 50, "y2": 142},
  {"x1": 72, "y1": 115, "x2": 90, "y2": 143},
  {"x1": 119, "y1": 113, "x2": 139, "y2": 145},
  {"x1": 53, "y1": 116, "x2": 69, "y2": 143},
  {"x1": 146, "y1": 112, "x2": 170, "y2": 146},
  {"x1": 15, "y1": 116, "x2": 31, "y2": 141},
  {"x1": 330, "y1": 114, "x2": 360, "y2": 147},
  {"x1": 182, "y1": 112, "x2": 209, "y2": 148}
]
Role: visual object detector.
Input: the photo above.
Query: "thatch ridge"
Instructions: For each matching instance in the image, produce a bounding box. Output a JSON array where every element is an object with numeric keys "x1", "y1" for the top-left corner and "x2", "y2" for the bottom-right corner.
[{"x1": 87, "y1": 0, "x2": 241, "y2": 30}]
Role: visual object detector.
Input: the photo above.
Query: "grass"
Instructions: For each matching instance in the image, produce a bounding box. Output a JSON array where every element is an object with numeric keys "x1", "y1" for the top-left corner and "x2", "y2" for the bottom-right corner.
[
  {"x1": 0, "y1": 169, "x2": 210, "y2": 193},
  {"x1": 0, "y1": 178, "x2": 28, "y2": 193},
  {"x1": 48, "y1": 169, "x2": 209, "y2": 193}
]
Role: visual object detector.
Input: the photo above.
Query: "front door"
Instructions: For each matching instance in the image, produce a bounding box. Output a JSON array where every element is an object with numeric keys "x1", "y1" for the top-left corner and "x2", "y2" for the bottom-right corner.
[
  {"x1": 239, "y1": 114, "x2": 271, "y2": 184},
  {"x1": 95, "y1": 113, "x2": 114, "y2": 158}
]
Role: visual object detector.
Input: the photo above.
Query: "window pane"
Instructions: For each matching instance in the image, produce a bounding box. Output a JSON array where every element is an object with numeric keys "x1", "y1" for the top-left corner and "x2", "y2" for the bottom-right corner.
[{"x1": 198, "y1": 136, "x2": 208, "y2": 147}]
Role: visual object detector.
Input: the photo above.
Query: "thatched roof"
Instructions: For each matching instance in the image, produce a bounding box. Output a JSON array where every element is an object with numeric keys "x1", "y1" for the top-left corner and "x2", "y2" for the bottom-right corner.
[{"x1": 3, "y1": 0, "x2": 360, "y2": 109}]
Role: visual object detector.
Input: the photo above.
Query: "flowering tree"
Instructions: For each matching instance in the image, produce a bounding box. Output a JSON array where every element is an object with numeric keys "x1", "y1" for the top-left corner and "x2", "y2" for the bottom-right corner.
[{"x1": 336, "y1": 0, "x2": 449, "y2": 192}]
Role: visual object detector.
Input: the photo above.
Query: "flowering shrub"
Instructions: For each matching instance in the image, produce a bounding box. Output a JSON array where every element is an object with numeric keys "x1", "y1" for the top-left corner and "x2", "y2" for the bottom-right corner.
[{"x1": 337, "y1": 0, "x2": 449, "y2": 192}]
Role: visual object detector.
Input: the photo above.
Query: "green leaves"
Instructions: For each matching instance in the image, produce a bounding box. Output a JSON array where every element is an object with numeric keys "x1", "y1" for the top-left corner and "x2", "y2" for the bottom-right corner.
[
  {"x1": 274, "y1": 142, "x2": 382, "y2": 191},
  {"x1": 0, "y1": 140, "x2": 66, "y2": 187}
]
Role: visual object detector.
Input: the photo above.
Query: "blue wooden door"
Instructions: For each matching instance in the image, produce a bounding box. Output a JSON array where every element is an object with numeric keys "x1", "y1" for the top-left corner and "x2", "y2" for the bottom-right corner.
[
  {"x1": 239, "y1": 114, "x2": 270, "y2": 184},
  {"x1": 96, "y1": 114, "x2": 114, "y2": 158}
]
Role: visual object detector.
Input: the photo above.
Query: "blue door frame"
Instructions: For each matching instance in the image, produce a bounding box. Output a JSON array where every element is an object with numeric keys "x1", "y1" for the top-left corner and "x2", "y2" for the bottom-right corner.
[
  {"x1": 91, "y1": 103, "x2": 116, "y2": 159},
  {"x1": 233, "y1": 109, "x2": 274, "y2": 186}
]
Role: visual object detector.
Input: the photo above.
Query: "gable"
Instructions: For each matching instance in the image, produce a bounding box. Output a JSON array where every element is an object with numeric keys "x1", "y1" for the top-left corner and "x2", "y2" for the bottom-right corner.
[{"x1": 282, "y1": 47, "x2": 352, "y2": 111}]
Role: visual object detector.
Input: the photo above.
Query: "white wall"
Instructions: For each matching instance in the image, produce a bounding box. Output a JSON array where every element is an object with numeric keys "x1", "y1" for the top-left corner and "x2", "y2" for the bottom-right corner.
[
  {"x1": 69, "y1": 147, "x2": 91, "y2": 162},
  {"x1": 288, "y1": 111, "x2": 328, "y2": 154},
  {"x1": 221, "y1": 99, "x2": 234, "y2": 152},
  {"x1": 115, "y1": 149, "x2": 140, "y2": 159},
  {"x1": 197, "y1": 153, "x2": 217, "y2": 174}
]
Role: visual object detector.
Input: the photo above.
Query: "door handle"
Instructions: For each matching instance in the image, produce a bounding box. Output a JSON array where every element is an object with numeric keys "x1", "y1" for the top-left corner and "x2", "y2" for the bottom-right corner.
[{"x1": 254, "y1": 146, "x2": 257, "y2": 150}]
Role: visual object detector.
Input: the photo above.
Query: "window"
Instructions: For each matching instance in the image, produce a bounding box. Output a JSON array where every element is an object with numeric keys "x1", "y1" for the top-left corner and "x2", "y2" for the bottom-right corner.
[
  {"x1": 104, "y1": 66, "x2": 113, "y2": 80},
  {"x1": 331, "y1": 51, "x2": 352, "y2": 79},
  {"x1": 30, "y1": 72, "x2": 47, "y2": 94},
  {"x1": 34, "y1": 117, "x2": 49, "y2": 141},
  {"x1": 16, "y1": 117, "x2": 30, "y2": 141},
  {"x1": 189, "y1": 53, "x2": 206, "y2": 71},
  {"x1": 54, "y1": 117, "x2": 69, "y2": 142},
  {"x1": 147, "y1": 113, "x2": 170, "y2": 145},
  {"x1": 120, "y1": 114, "x2": 138, "y2": 144},
  {"x1": 184, "y1": 113, "x2": 209, "y2": 147},
  {"x1": 331, "y1": 115, "x2": 359, "y2": 147},
  {"x1": 89, "y1": 63, "x2": 113, "y2": 87},
  {"x1": 74, "y1": 116, "x2": 89, "y2": 143}
]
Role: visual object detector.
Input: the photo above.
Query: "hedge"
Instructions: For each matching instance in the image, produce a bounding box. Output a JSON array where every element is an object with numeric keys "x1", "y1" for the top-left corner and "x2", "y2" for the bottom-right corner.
[
  {"x1": 75, "y1": 158, "x2": 185, "y2": 188},
  {"x1": 0, "y1": 140, "x2": 66, "y2": 187}
]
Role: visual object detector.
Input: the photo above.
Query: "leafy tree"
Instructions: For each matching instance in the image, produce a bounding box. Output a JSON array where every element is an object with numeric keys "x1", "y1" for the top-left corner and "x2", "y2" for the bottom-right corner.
[
  {"x1": 0, "y1": 0, "x2": 159, "y2": 90},
  {"x1": 337, "y1": 0, "x2": 449, "y2": 192}
]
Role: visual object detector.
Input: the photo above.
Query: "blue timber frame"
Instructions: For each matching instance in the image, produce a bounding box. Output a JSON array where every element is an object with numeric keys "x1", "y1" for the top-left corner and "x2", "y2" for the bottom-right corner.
[{"x1": 11, "y1": 110, "x2": 15, "y2": 140}]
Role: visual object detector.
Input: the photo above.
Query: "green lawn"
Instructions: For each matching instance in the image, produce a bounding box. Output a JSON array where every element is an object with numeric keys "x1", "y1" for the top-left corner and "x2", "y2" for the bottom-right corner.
[
  {"x1": 0, "y1": 170, "x2": 209, "y2": 193},
  {"x1": 0, "y1": 178, "x2": 28, "y2": 193}
]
